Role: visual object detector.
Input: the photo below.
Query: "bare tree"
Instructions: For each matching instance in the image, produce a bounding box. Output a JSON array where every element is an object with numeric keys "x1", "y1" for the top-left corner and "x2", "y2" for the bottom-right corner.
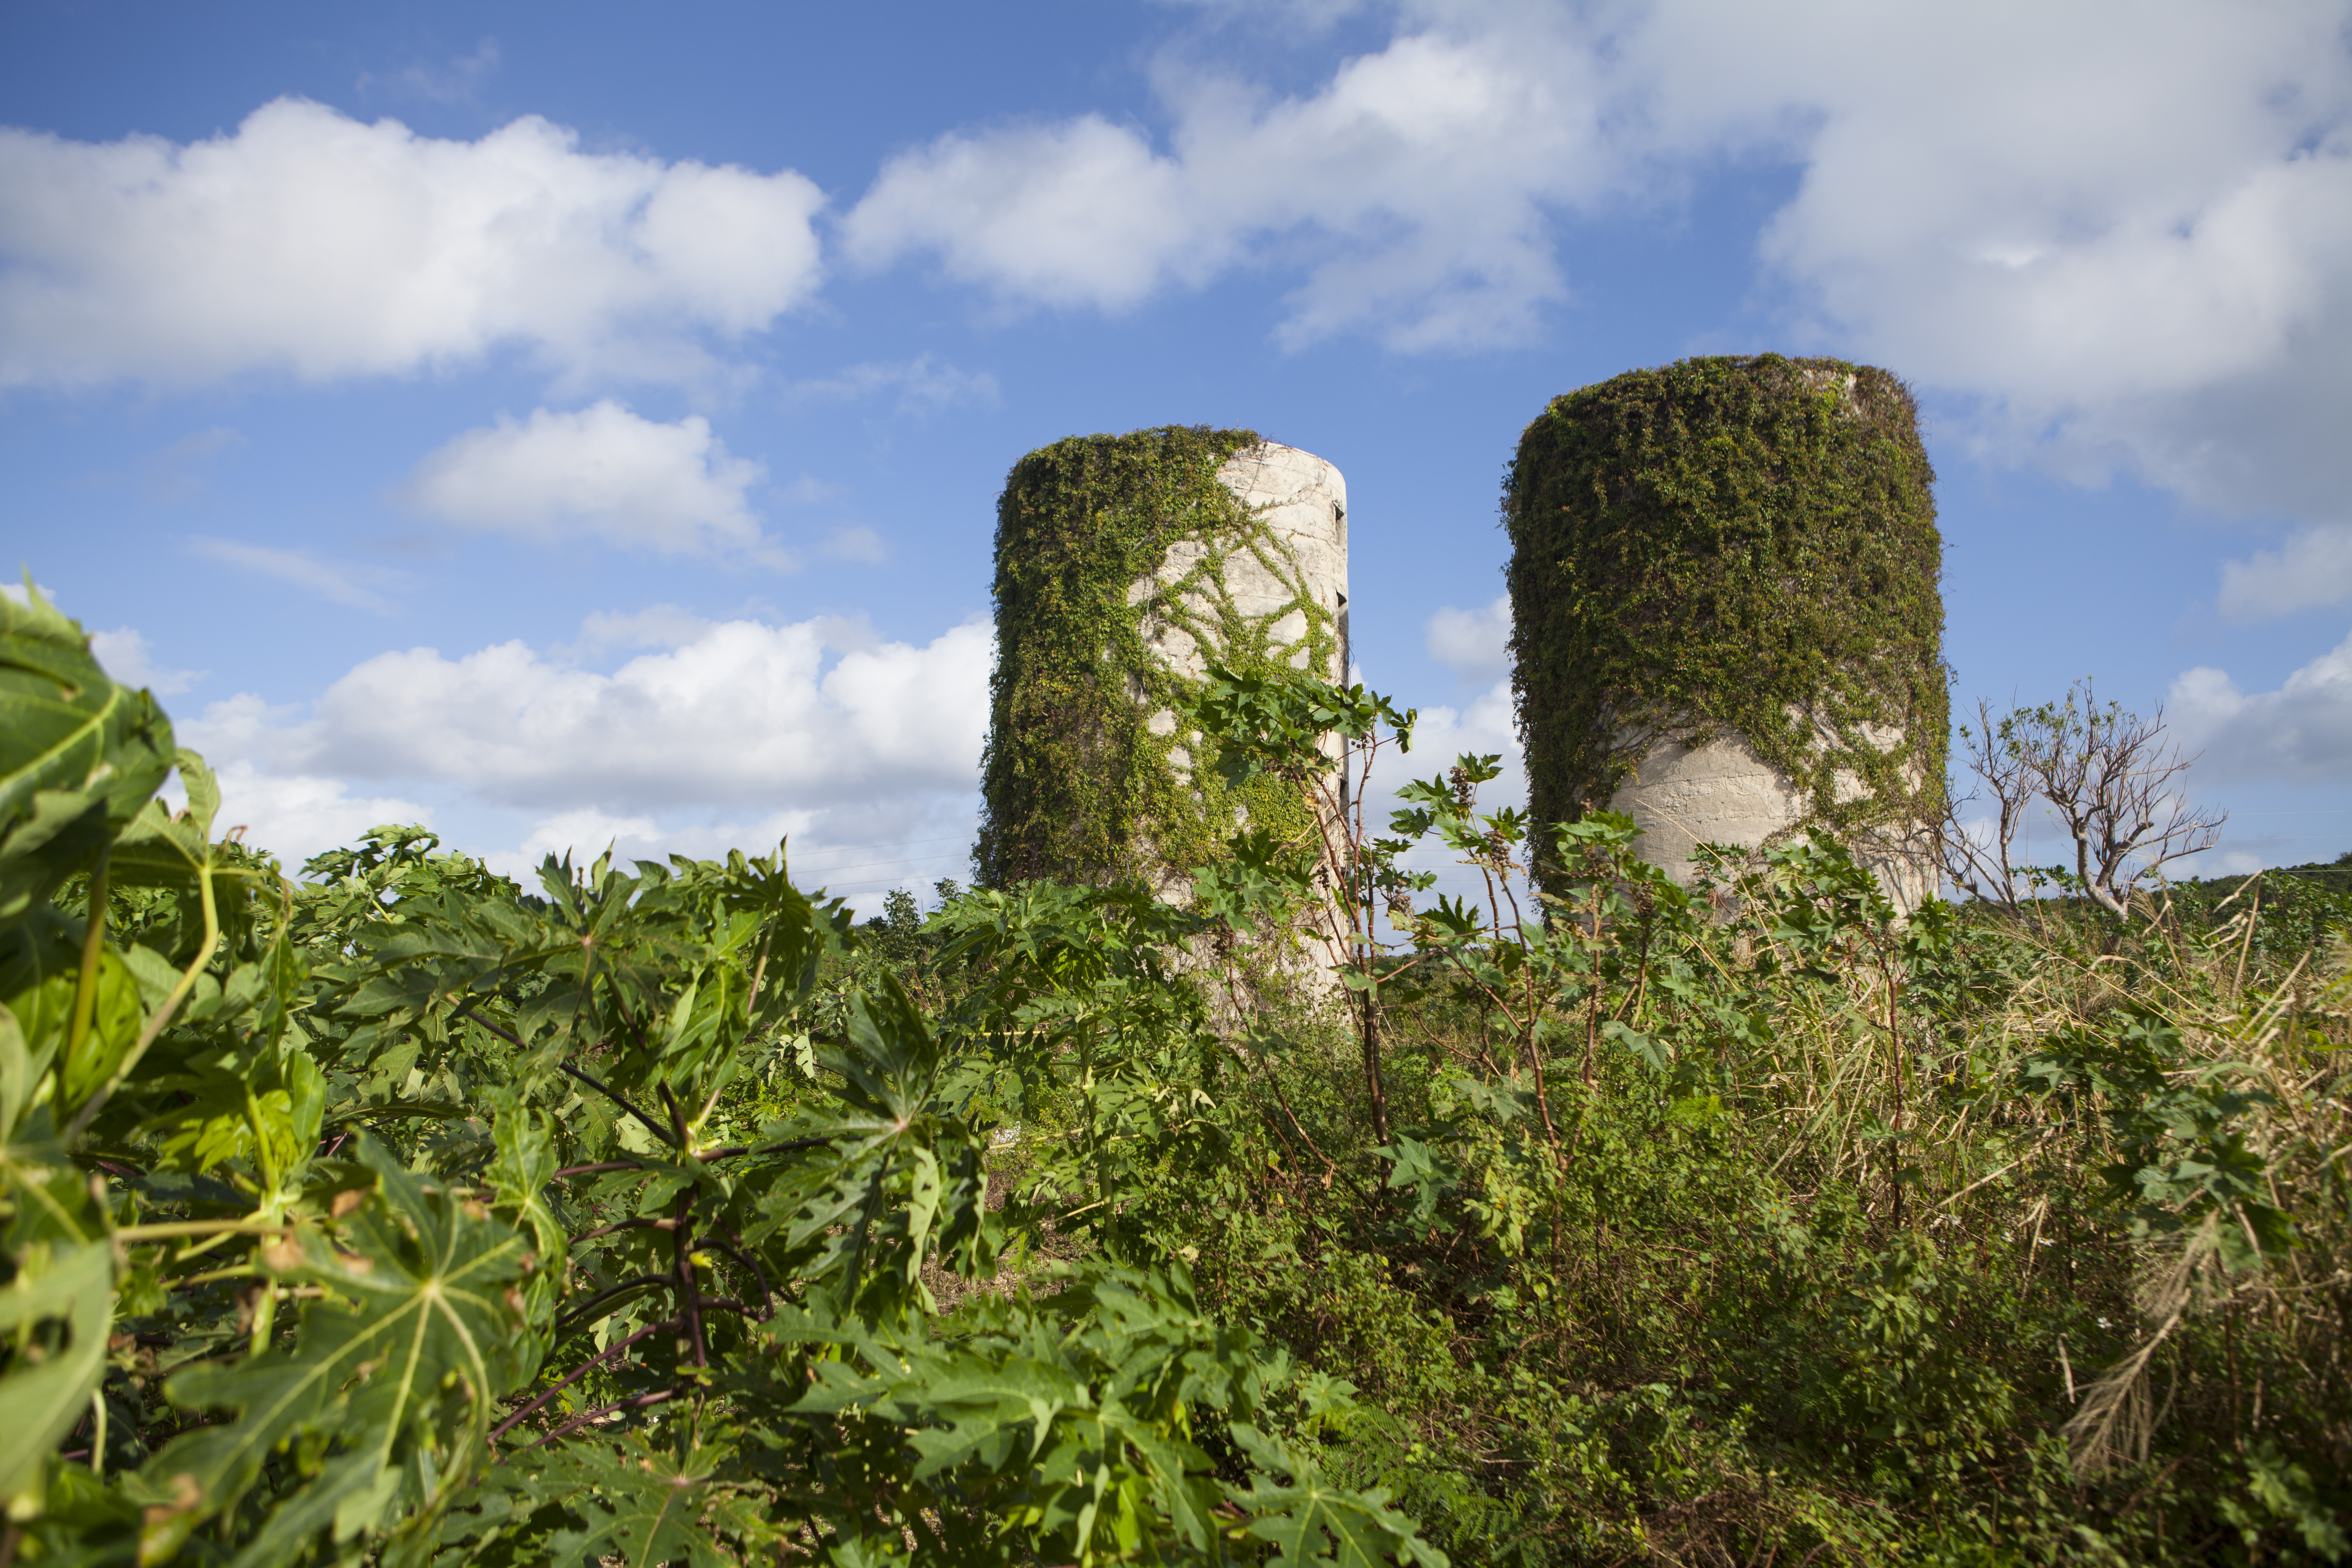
[{"x1": 1941, "y1": 680, "x2": 2225, "y2": 916}]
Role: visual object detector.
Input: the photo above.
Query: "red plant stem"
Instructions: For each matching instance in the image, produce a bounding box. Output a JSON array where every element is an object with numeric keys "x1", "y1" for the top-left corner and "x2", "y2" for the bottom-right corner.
[
  {"x1": 445, "y1": 996, "x2": 677, "y2": 1150},
  {"x1": 491, "y1": 1317, "x2": 679, "y2": 1445},
  {"x1": 553, "y1": 1274, "x2": 671, "y2": 1333},
  {"x1": 659, "y1": 1083, "x2": 709, "y2": 1370},
  {"x1": 507, "y1": 1389, "x2": 678, "y2": 1456},
  {"x1": 572, "y1": 1217, "x2": 677, "y2": 1244},
  {"x1": 552, "y1": 1135, "x2": 833, "y2": 1181},
  {"x1": 561, "y1": 1061, "x2": 678, "y2": 1150},
  {"x1": 702, "y1": 1226, "x2": 776, "y2": 1318}
]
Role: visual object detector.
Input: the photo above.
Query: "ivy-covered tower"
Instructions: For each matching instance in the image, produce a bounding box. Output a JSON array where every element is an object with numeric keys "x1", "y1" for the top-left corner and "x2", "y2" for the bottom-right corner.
[
  {"x1": 977, "y1": 426, "x2": 1349, "y2": 897},
  {"x1": 1505, "y1": 355, "x2": 1945, "y2": 906}
]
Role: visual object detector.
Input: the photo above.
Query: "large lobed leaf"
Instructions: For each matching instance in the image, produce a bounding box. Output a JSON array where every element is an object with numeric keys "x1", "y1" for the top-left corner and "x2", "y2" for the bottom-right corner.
[
  {"x1": 136, "y1": 1136, "x2": 534, "y2": 1565},
  {"x1": 0, "y1": 583, "x2": 175, "y2": 928},
  {"x1": 0, "y1": 1227, "x2": 113, "y2": 1513}
]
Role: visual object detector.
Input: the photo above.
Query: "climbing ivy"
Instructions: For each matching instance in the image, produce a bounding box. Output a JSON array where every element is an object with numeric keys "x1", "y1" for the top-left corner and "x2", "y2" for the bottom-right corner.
[
  {"x1": 976, "y1": 426, "x2": 1340, "y2": 891},
  {"x1": 1504, "y1": 354, "x2": 1946, "y2": 864}
]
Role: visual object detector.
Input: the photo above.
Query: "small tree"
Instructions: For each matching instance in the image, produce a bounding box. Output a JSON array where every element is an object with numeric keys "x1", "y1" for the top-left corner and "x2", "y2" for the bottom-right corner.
[
  {"x1": 1941, "y1": 679, "x2": 2225, "y2": 916},
  {"x1": 1179, "y1": 661, "x2": 1421, "y2": 1143}
]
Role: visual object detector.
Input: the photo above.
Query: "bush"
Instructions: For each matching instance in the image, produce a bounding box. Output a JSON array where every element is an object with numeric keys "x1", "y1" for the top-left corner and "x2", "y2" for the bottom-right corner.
[{"x1": 7, "y1": 590, "x2": 2346, "y2": 1565}]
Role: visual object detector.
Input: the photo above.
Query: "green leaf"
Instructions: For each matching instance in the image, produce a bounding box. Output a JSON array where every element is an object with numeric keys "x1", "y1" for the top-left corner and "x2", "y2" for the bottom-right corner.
[
  {"x1": 535, "y1": 1436, "x2": 763, "y2": 1568},
  {"x1": 0, "y1": 1233, "x2": 113, "y2": 1510},
  {"x1": 137, "y1": 1135, "x2": 533, "y2": 1565},
  {"x1": 107, "y1": 753, "x2": 271, "y2": 900},
  {"x1": 1230, "y1": 1425, "x2": 1449, "y2": 1567},
  {"x1": 0, "y1": 581, "x2": 175, "y2": 929}
]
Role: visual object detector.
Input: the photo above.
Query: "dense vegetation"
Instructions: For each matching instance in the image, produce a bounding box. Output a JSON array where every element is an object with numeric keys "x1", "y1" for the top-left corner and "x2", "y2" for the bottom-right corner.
[{"x1": 6, "y1": 586, "x2": 2349, "y2": 1565}]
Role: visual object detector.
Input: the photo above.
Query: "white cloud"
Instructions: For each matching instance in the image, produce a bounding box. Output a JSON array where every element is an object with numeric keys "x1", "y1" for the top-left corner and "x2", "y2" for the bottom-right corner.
[
  {"x1": 196, "y1": 761, "x2": 437, "y2": 873},
  {"x1": 184, "y1": 612, "x2": 993, "y2": 814},
  {"x1": 569, "y1": 603, "x2": 717, "y2": 654},
  {"x1": 480, "y1": 798, "x2": 981, "y2": 918},
  {"x1": 842, "y1": 21, "x2": 1609, "y2": 350},
  {"x1": 1391, "y1": 674, "x2": 1520, "y2": 799},
  {"x1": 188, "y1": 537, "x2": 402, "y2": 614},
  {"x1": 88, "y1": 627, "x2": 204, "y2": 695},
  {"x1": 2170, "y1": 629, "x2": 2352, "y2": 784},
  {"x1": 783, "y1": 354, "x2": 1001, "y2": 413},
  {"x1": 845, "y1": 1, "x2": 2352, "y2": 517},
  {"x1": 820, "y1": 526, "x2": 889, "y2": 565},
  {"x1": 1424, "y1": 593, "x2": 1511, "y2": 677},
  {"x1": 0, "y1": 96, "x2": 825, "y2": 388},
  {"x1": 481, "y1": 807, "x2": 808, "y2": 886},
  {"x1": 2218, "y1": 525, "x2": 2352, "y2": 622},
  {"x1": 1631, "y1": 0, "x2": 2352, "y2": 523},
  {"x1": 402, "y1": 401, "x2": 776, "y2": 559},
  {"x1": 176, "y1": 611, "x2": 992, "y2": 910}
]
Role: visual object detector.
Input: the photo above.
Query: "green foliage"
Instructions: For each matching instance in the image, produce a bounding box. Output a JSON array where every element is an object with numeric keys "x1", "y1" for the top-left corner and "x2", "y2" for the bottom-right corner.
[
  {"x1": 0, "y1": 581, "x2": 177, "y2": 927},
  {"x1": 0, "y1": 601, "x2": 1442, "y2": 1568},
  {"x1": 134, "y1": 1136, "x2": 535, "y2": 1564},
  {"x1": 1120, "y1": 659, "x2": 2347, "y2": 1563},
  {"x1": 1504, "y1": 354, "x2": 1947, "y2": 858},
  {"x1": 976, "y1": 426, "x2": 1339, "y2": 890},
  {"x1": 10, "y1": 590, "x2": 2349, "y2": 1567}
]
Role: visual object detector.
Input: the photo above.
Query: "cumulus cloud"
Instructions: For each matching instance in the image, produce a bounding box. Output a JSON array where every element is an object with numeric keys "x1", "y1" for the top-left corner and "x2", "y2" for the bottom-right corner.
[
  {"x1": 478, "y1": 802, "x2": 981, "y2": 915},
  {"x1": 1425, "y1": 593, "x2": 1511, "y2": 677},
  {"x1": 1393, "y1": 674, "x2": 1520, "y2": 797},
  {"x1": 401, "y1": 402, "x2": 775, "y2": 559},
  {"x1": 183, "y1": 612, "x2": 993, "y2": 814},
  {"x1": 88, "y1": 627, "x2": 204, "y2": 696},
  {"x1": 189, "y1": 537, "x2": 403, "y2": 613},
  {"x1": 176, "y1": 611, "x2": 992, "y2": 910},
  {"x1": 842, "y1": 20, "x2": 1609, "y2": 349},
  {"x1": 2218, "y1": 525, "x2": 2352, "y2": 622},
  {"x1": 482, "y1": 806, "x2": 804, "y2": 886},
  {"x1": 2169, "y1": 629, "x2": 2352, "y2": 785},
  {"x1": 567, "y1": 603, "x2": 717, "y2": 654},
  {"x1": 1359, "y1": 671, "x2": 1525, "y2": 919},
  {"x1": 1635, "y1": 0, "x2": 2352, "y2": 523},
  {"x1": 0, "y1": 96, "x2": 825, "y2": 388},
  {"x1": 194, "y1": 762, "x2": 437, "y2": 873},
  {"x1": 844, "y1": 1, "x2": 2352, "y2": 518},
  {"x1": 1, "y1": 587, "x2": 208, "y2": 694}
]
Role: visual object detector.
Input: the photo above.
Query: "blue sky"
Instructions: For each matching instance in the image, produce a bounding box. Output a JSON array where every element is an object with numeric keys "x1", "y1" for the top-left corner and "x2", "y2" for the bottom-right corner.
[{"x1": 5, "y1": 0, "x2": 2350, "y2": 907}]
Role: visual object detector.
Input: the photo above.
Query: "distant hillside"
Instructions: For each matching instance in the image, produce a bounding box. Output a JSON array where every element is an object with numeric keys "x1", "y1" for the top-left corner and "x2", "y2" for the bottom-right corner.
[{"x1": 2184, "y1": 855, "x2": 2352, "y2": 900}]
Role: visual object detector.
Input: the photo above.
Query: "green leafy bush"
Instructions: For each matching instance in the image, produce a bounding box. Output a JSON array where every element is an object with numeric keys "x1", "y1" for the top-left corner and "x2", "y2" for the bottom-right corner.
[
  {"x1": 6, "y1": 586, "x2": 2347, "y2": 1566},
  {"x1": 0, "y1": 588, "x2": 1438, "y2": 1567}
]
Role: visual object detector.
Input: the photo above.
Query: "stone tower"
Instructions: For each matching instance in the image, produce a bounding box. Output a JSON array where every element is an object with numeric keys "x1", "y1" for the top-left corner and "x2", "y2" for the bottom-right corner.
[
  {"x1": 977, "y1": 427, "x2": 1349, "y2": 912},
  {"x1": 1504, "y1": 356, "x2": 1945, "y2": 908}
]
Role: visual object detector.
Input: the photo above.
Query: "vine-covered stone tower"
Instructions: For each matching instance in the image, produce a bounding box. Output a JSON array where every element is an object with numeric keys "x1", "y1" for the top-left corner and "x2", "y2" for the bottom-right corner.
[
  {"x1": 1504, "y1": 355, "x2": 1945, "y2": 906},
  {"x1": 976, "y1": 426, "x2": 1349, "y2": 898}
]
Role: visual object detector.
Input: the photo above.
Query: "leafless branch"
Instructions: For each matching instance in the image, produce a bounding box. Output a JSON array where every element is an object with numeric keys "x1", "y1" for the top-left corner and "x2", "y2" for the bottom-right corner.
[{"x1": 1938, "y1": 681, "x2": 2225, "y2": 915}]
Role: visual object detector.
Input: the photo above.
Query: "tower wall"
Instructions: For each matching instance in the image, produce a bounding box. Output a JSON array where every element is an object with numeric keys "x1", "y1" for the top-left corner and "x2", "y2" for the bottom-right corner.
[
  {"x1": 1504, "y1": 355, "x2": 1945, "y2": 908},
  {"x1": 977, "y1": 427, "x2": 1349, "y2": 911}
]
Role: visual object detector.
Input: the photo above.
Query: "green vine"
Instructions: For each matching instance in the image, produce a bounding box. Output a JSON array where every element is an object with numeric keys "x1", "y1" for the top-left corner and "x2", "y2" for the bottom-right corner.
[
  {"x1": 1504, "y1": 354, "x2": 1947, "y2": 861},
  {"x1": 977, "y1": 426, "x2": 1341, "y2": 890}
]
